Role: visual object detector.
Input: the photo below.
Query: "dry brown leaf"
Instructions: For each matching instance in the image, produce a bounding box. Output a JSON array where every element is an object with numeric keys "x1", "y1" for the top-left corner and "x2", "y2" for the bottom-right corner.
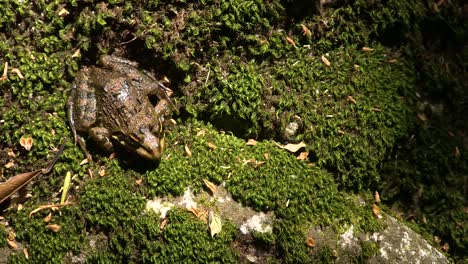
[
  {"x1": 441, "y1": 242, "x2": 449, "y2": 252},
  {"x1": 19, "y1": 137, "x2": 33, "y2": 151},
  {"x1": 135, "y1": 179, "x2": 143, "y2": 185},
  {"x1": 374, "y1": 191, "x2": 381, "y2": 203},
  {"x1": 17, "y1": 204, "x2": 23, "y2": 211},
  {"x1": 297, "y1": 152, "x2": 309, "y2": 160},
  {"x1": 7, "y1": 149, "x2": 16, "y2": 158},
  {"x1": 417, "y1": 113, "x2": 428, "y2": 122},
  {"x1": 29, "y1": 202, "x2": 71, "y2": 218},
  {"x1": 372, "y1": 204, "x2": 382, "y2": 219},
  {"x1": 337, "y1": 130, "x2": 346, "y2": 135},
  {"x1": 362, "y1": 47, "x2": 374, "y2": 52},
  {"x1": 207, "y1": 142, "x2": 217, "y2": 149},
  {"x1": 208, "y1": 211, "x2": 222, "y2": 237},
  {"x1": 454, "y1": 147, "x2": 460, "y2": 158},
  {"x1": 371, "y1": 107, "x2": 381, "y2": 112},
  {"x1": 196, "y1": 129, "x2": 207, "y2": 137},
  {"x1": 185, "y1": 145, "x2": 192, "y2": 157},
  {"x1": 47, "y1": 224, "x2": 61, "y2": 232},
  {"x1": 7, "y1": 240, "x2": 17, "y2": 250},
  {"x1": 300, "y1": 24, "x2": 312, "y2": 37},
  {"x1": 160, "y1": 218, "x2": 169, "y2": 230},
  {"x1": 79, "y1": 159, "x2": 89, "y2": 166},
  {"x1": 11, "y1": 68, "x2": 24, "y2": 79},
  {"x1": 169, "y1": 118, "x2": 177, "y2": 125},
  {"x1": 286, "y1": 36, "x2": 296, "y2": 47},
  {"x1": 347, "y1": 95, "x2": 356, "y2": 104},
  {"x1": 4, "y1": 161, "x2": 14, "y2": 168},
  {"x1": 388, "y1": 59, "x2": 398, "y2": 63},
  {"x1": 276, "y1": 141, "x2": 307, "y2": 153},
  {"x1": 44, "y1": 213, "x2": 52, "y2": 223},
  {"x1": 203, "y1": 179, "x2": 217, "y2": 194},
  {"x1": 246, "y1": 139, "x2": 257, "y2": 146},
  {"x1": 23, "y1": 248, "x2": 29, "y2": 259},
  {"x1": 58, "y1": 8, "x2": 69, "y2": 16},
  {"x1": 71, "y1": 49, "x2": 81, "y2": 58},
  {"x1": 109, "y1": 153, "x2": 117, "y2": 160},
  {"x1": 0, "y1": 62, "x2": 8, "y2": 81},
  {"x1": 321, "y1": 55, "x2": 331, "y2": 66},
  {"x1": 98, "y1": 168, "x2": 106, "y2": 177},
  {"x1": 187, "y1": 206, "x2": 199, "y2": 217},
  {"x1": 306, "y1": 237, "x2": 316, "y2": 247},
  {"x1": 8, "y1": 232, "x2": 15, "y2": 241}
]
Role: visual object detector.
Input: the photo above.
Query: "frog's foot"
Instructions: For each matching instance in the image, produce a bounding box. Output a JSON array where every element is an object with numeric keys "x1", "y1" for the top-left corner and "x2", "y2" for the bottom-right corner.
[
  {"x1": 76, "y1": 136, "x2": 93, "y2": 163},
  {"x1": 89, "y1": 127, "x2": 114, "y2": 152}
]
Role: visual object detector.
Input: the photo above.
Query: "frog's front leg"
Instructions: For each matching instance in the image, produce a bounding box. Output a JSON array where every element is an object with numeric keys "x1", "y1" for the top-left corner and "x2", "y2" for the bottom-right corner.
[{"x1": 88, "y1": 127, "x2": 114, "y2": 152}]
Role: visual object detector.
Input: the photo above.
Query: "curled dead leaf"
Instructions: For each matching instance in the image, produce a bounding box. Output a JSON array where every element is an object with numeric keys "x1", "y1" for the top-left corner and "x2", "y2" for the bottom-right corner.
[
  {"x1": 184, "y1": 145, "x2": 192, "y2": 157},
  {"x1": 58, "y1": 8, "x2": 69, "y2": 16},
  {"x1": 44, "y1": 213, "x2": 52, "y2": 223},
  {"x1": 275, "y1": 141, "x2": 307, "y2": 153},
  {"x1": 286, "y1": 36, "x2": 296, "y2": 47},
  {"x1": 208, "y1": 211, "x2": 222, "y2": 237},
  {"x1": 8, "y1": 232, "x2": 16, "y2": 241},
  {"x1": 207, "y1": 142, "x2": 217, "y2": 150},
  {"x1": 71, "y1": 49, "x2": 81, "y2": 58},
  {"x1": 347, "y1": 95, "x2": 356, "y2": 104},
  {"x1": 19, "y1": 137, "x2": 33, "y2": 151},
  {"x1": 11, "y1": 68, "x2": 24, "y2": 79},
  {"x1": 321, "y1": 55, "x2": 331, "y2": 66},
  {"x1": 203, "y1": 179, "x2": 217, "y2": 194},
  {"x1": 371, "y1": 107, "x2": 381, "y2": 112},
  {"x1": 196, "y1": 129, "x2": 207, "y2": 137},
  {"x1": 246, "y1": 139, "x2": 257, "y2": 146},
  {"x1": 263, "y1": 153, "x2": 269, "y2": 160},
  {"x1": 297, "y1": 152, "x2": 309, "y2": 160},
  {"x1": 306, "y1": 237, "x2": 316, "y2": 247},
  {"x1": 4, "y1": 161, "x2": 15, "y2": 168},
  {"x1": 372, "y1": 204, "x2": 382, "y2": 219},
  {"x1": 7, "y1": 149, "x2": 16, "y2": 158},
  {"x1": 135, "y1": 178, "x2": 143, "y2": 185},
  {"x1": 362, "y1": 47, "x2": 374, "y2": 52},
  {"x1": 0, "y1": 62, "x2": 8, "y2": 81},
  {"x1": 23, "y1": 248, "x2": 29, "y2": 259},
  {"x1": 374, "y1": 191, "x2": 381, "y2": 203},
  {"x1": 160, "y1": 218, "x2": 169, "y2": 230},
  {"x1": 300, "y1": 24, "x2": 312, "y2": 37},
  {"x1": 47, "y1": 224, "x2": 61, "y2": 232},
  {"x1": 79, "y1": 159, "x2": 89, "y2": 166},
  {"x1": 98, "y1": 168, "x2": 106, "y2": 177},
  {"x1": 7, "y1": 240, "x2": 18, "y2": 250}
]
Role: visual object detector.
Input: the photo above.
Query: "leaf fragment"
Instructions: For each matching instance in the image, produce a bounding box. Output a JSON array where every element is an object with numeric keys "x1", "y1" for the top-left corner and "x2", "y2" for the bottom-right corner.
[
  {"x1": 347, "y1": 95, "x2": 356, "y2": 104},
  {"x1": 207, "y1": 142, "x2": 217, "y2": 149},
  {"x1": 321, "y1": 55, "x2": 331, "y2": 66},
  {"x1": 19, "y1": 137, "x2": 33, "y2": 151},
  {"x1": 275, "y1": 141, "x2": 307, "y2": 153},
  {"x1": 246, "y1": 139, "x2": 257, "y2": 146},
  {"x1": 58, "y1": 8, "x2": 69, "y2": 16},
  {"x1": 297, "y1": 152, "x2": 309, "y2": 160},
  {"x1": 47, "y1": 224, "x2": 61, "y2": 232},
  {"x1": 11, "y1": 68, "x2": 24, "y2": 79},
  {"x1": 7, "y1": 240, "x2": 17, "y2": 250},
  {"x1": 362, "y1": 47, "x2": 374, "y2": 52},
  {"x1": 0, "y1": 62, "x2": 8, "y2": 81},
  {"x1": 203, "y1": 179, "x2": 217, "y2": 194},
  {"x1": 71, "y1": 49, "x2": 81, "y2": 58},
  {"x1": 184, "y1": 144, "x2": 192, "y2": 157},
  {"x1": 374, "y1": 191, "x2": 381, "y2": 203},
  {"x1": 286, "y1": 36, "x2": 296, "y2": 47},
  {"x1": 300, "y1": 24, "x2": 312, "y2": 37},
  {"x1": 372, "y1": 204, "x2": 382, "y2": 219},
  {"x1": 306, "y1": 237, "x2": 316, "y2": 247},
  {"x1": 208, "y1": 211, "x2": 222, "y2": 237}
]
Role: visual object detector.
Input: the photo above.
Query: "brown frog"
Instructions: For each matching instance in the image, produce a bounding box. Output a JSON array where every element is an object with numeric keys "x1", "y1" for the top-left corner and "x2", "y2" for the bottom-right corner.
[{"x1": 67, "y1": 55, "x2": 173, "y2": 161}]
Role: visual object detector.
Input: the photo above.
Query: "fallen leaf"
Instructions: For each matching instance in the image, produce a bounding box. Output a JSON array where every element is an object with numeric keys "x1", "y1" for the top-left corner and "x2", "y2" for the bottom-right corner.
[
  {"x1": 263, "y1": 153, "x2": 269, "y2": 160},
  {"x1": 44, "y1": 213, "x2": 52, "y2": 223},
  {"x1": 300, "y1": 24, "x2": 312, "y2": 37},
  {"x1": 185, "y1": 145, "x2": 192, "y2": 157},
  {"x1": 417, "y1": 113, "x2": 428, "y2": 122},
  {"x1": 207, "y1": 142, "x2": 217, "y2": 149},
  {"x1": 306, "y1": 237, "x2": 316, "y2": 247},
  {"x1": 0, "y1": 62, "x2": 8, "y2": 81},
  {"x1": 371, "y1": 107, "x2": 381, "y2": 112},
  {"x1": 362, "y1": 47, "x2": 374, "y2": 52},
  {"x1": 275, "y1": 141, "x2": 307, "y2": 153},
  {"x1": 58, "y1": 8, "x2": 69, "y2": 16},
  {"x1": 208, "y1": 211, "x2": 222, "y2": 237},
  {"x1": 23, "y1": 248, "x2": 29, "y2": 259},
  {"x1": 169, "y1": 118, "x2": 177, "y2": 125},
  {"x1": 19, "y1": 137, "x2": 33, "y2": 151},
  {"x1": 7, "y1": 149, "x2": 16, "y2": 158},
  {"x1": 135, "y1": 179, "x2": 143, "y2": 185},
  {"x1": 297, "y1": 152, "x2": 309, "y2": 160},
  {"x1": 374, "y1": 191, "x2": 381, "y2": 203},
  {"x1": 160, "y1": 218, "x2": 169, "y2": 230},
  {"x1": 246, "y1": 139, "x2": 257, "y2": 146},
  {"x1": 4, "y1": 161, "x2": 14, "y2": 168},
  {"x1": 79, "y1": 159, "x2": 89, "y2": 165},
  {"x1": 203, "y1": 179, "x2": 217, "y2": 194},
  {"x1": 11, "y1": 68, "x2": 24, "y2": 79},
  {"x1": 286, "y1": 36, "x2": 296, "y2": 47},
  {"x1": 17, "y1": 204, "x2": 23, "y2": 211},
  {"x1": 388, "y1": 59, "x2": 398, "y2": 63},
  {"x1": 8, "y1": 232, "x2": 15, "y2": 241},
  {"x1": 196, "y1": 129, "x2": 207, "y2": 137},
  {"x1": 71, "y1": 49, "x2": 81, "y2": 58},
  {"x1": 7, "y1": 240, "x2": 17, "y2": 250},
  {"x1": 321, "y1": 55, "x2": 331, "y2": 66},
  {"x1": 98, "y1": 168, "x2": 106, "y2": 177},
  {"x1": 372, "y1": 204, "x2": 382, "y2": 219},
  {"x1": 47, "y1": 224, "x2": 61, "y2": 232},
  {"x1": 441, "y1": 242, "x2": 449, "y2": 252},
  {"x1": 347, "y1": 95, "x2": 356, "y2": 104}
]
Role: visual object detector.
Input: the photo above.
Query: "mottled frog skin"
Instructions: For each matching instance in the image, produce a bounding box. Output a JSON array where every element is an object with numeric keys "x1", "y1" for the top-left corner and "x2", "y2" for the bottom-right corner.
[{"x1": 67, "y1": 55, "x2": 173, "y2": 161}]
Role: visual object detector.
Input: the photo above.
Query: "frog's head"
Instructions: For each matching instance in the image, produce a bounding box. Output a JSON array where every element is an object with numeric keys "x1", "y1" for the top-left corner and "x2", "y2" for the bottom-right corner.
[{"x1": 113, "y1": 126, "x2": 164, "y2": 161}]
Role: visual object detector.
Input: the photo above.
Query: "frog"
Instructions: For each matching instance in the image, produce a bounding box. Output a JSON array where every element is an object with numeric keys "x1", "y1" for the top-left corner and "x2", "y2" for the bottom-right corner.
[{"x1": 67, "y1": 55, "x2": 173, "y2": 162}]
